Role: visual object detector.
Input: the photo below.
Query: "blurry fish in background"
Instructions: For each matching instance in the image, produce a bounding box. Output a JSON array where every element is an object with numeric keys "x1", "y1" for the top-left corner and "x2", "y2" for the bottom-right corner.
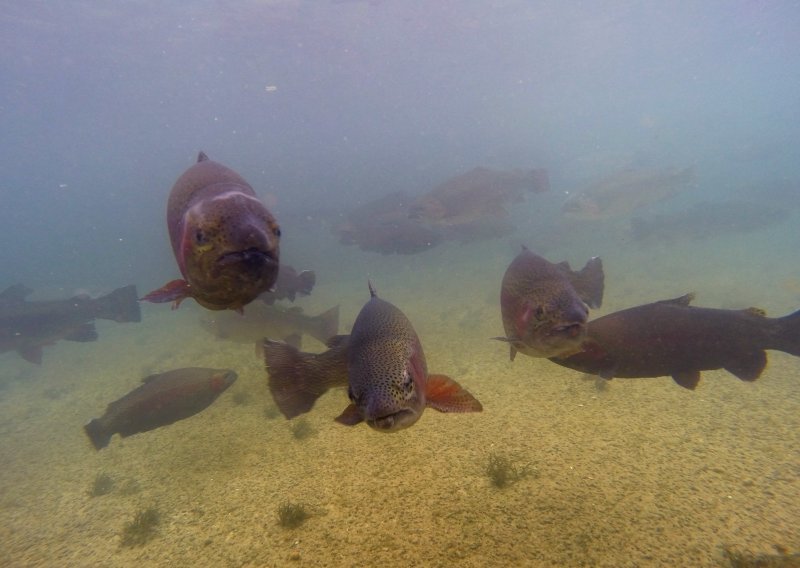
[
  {"x1": 141, "y1": 152, "x2": 281, "y2": 311},
  {"x1": 334, "y1": 191, "x2": 444, "y2": 255},
  {"x1": 259, "y1": 265, "x2": 316, "y2": 304},
  {"x1": 409, "y1": 166, "x2": 549, "y2": 240},
  {"x1": 201, "y1": 302, "x2": 339, "y2": 349},
  {"x1": 551, "y1": 294, "x2": 800, "y2": 389},
  {"x1": 562, "y1": 166, "x2": 695, "y2": 220},
  {"x1": 495, "y1": 247, "x2": 604, "y2": 360},
  {"x1": 83, "y1": 367, "x2": 237, "y2": 450},
  {"x1": 0, "y1": 284, "x2": 141, "y2": 364},
  {"x1": 262, "y1": 282, "x2": 482, "y2": 432},
  {"x1": 631, "y1": 199, "x2": 790, "y2": 243}
]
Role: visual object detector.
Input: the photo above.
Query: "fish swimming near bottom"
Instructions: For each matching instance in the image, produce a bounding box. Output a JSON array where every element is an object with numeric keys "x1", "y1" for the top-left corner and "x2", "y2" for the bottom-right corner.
[
  {"x1": 200, "y1": 302, "x2": 339, "y2": 348},
  {"x1": 550, "y1": 294, "x2": 800, "y2": 389},
  {"x1": 84, "y1": 367, "x2": 237, "y2": 450},
  {"x1": 0, "y1": 284, "x2": 141, "y2": 364},
  {"x1": 262, "y1": 282, "x2": 482, "y2": 432}
]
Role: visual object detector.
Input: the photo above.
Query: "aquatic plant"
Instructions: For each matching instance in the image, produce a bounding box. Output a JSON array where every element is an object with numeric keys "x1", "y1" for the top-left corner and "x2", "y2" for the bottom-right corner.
[
  {"x1": 485, "y1": 452, "x2": 534, "y2": 489},
  {"x1": 87, "y1": 473, "x2": 114, "y2": 497},
  {"x1": 289, "y1": 419, "x2": 316, "y2": 440},
  {"x1": 722, "y1": 544, "x2": 800, "y2": 567},
  {"x1": 277, "y1": 502, "x2": 309, "y2": 529},
  {"x1": 119, "y1": 507, "x2": 160, "y2": 547}
]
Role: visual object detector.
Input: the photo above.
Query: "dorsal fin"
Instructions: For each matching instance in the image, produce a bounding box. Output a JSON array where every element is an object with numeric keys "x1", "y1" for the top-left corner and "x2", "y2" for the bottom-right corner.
[
  {"x1": 658, "y1": 293, "x2": 695, "y2": 307},
  {"x1": 368, "y1": 280, "x2": 377, "y2": 298},
  {"x1": 197, "y1": 151, "x2": 209, "y2": 162}
]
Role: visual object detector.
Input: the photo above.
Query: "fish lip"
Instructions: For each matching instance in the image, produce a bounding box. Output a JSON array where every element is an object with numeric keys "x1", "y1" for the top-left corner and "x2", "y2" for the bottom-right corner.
[
  {"x1": 216, "y1": 247, "x2": 278, "y2": 269},
  {"x1": 367, "y1": 408, "x2": 419, "y2": 432}
]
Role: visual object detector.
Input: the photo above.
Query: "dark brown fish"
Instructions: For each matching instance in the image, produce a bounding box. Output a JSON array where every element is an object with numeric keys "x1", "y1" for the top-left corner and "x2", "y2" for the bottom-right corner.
[
  {"x1": 409, "y1": 167, "x2": 549, "y2": 229},
  {"x1": 201, "y1": 302, "x2": 339, "y2": 348},
  {"x1": 551, "y1": 294, "x2": 800, "y2": 389},
  {"x1": 83, "y1": 367, "x2": 237, "y2": 450},
  {"x1": 495, "y1": 247, "x2": 604, "y2": 359},
  {"x1": 262, "y1": 282, "x2": 482, "y2": 432},
  {"x1": 141, "y1": 152, "x2": 281, "y2": 311},
  {"x1": 259, "y1": 266, "x2": 315, "y2": 304},
  {"x1": 0, "y1": 285, "x2": 141, "y2": 364}
]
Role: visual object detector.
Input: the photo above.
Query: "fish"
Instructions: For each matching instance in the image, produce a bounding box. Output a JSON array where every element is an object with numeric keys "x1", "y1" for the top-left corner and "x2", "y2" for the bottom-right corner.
[
  {"x1": 259, "y1": 266, "x2": 315, "y2": 304},
  {"x1": 335, "y1": 191, "x2": 444, "y2": 255},
  {"x1": 141, "y1": 152, "x2": 281, "y2": 311},
  {"x1": 495, "y1": 247, "x2": 604, "y2": 359},
  {"x1": 550, "y1": 294, "x2": 800, "y2": 389},
  {"x1": 0, "y1": 284, "x2": 141, "y2": 364},
  {"x1": 261, "y1": 282, "x2": 482, "y2": 432},
  {"x1": 409, "y1": 166, "x2": 549, "y2": 230},
  {"x1": 631, "y1": 200, "x2": 790, "y2": 243},
  {"x1": 83, "y1": 367, "x2": 237, "y2": 450},
  {"x1": 562, "y1": 166, "x2": 695, "y2": 220},
  {"x1": 200, "y1": 302, "x2": 339, "y2": 348}
]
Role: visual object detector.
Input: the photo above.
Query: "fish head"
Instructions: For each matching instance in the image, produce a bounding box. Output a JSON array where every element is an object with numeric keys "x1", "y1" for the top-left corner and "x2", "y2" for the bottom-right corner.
[
  {"x1": 178, "y1": 188, "x2": 281, "y2": 309},
  {"x1": 209, "y1": 369, "x2": 239, "y2": 392},
  {"x1": 348, "y1": 337, "x2": 427, "y2": 432},
  {"x1": 502, "y1": 288, "x2": 589, "y2": 358}
]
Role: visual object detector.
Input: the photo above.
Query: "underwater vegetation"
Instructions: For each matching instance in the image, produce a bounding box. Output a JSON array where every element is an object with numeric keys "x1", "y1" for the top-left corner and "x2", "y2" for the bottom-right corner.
[
  {"x1": 485, "y1": 451, "x2": 536, "y2": 488},
  {"x1": 87, "y1": 472, "x2": 114, "y2": 497},
  {"x1": 289, "y1": 418, "x2": 317, "y2": 440},
  {"x1": 120, "y1": 507, "x2": 161, "y2": 547},
  {"x1": 277, "y1": 501, "x2": 310, "y2": 529},
  {"x1": 722, "y1": 545, "x2": 800, "y2": 567}
]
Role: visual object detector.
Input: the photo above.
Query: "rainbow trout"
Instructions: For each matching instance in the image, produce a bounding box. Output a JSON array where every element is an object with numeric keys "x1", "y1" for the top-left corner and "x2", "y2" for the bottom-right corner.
[
  {"x1": 142, "y1": 152, "x2": 281, "y2": 311},
  {"x1": 262, "y1": 282, "x2": 482, "y2": 432}
]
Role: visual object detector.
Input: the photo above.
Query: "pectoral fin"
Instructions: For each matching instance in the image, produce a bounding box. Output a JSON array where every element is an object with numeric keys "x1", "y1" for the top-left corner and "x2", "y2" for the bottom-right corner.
[
  {"x1": 140, "y1": 279, "x2": 192, "y2": 309},
  {"x1": 334, "y1": 404, "x2": 363, "y2": 426},
  {"x1": 425, "y1": 374, "x2": 483, "y2": 413}
]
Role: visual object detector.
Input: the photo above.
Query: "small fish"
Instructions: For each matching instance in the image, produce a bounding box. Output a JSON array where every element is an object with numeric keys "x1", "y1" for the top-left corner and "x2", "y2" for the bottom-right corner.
[
  {"x1": 0, "y1": 284, "x2": 141, "y2": 364},
  {"x1": 83, "y1": 367, "x2": 237, "y2": 450},
  {"x1": 551, "y1": 294, "x2": 800, "y2": 389},
  {"x1": 495, "y1": 247, "x2": 604, "y2": 359},
  {"x1": 201, "y1": 302, "x2": 339, "y2": 348},
  {"x1": 562, "y1": 166, "x2": 695, "y2": 220},
  {"x1": 262, "y1": 282, "x2": 482, "y2": 432},
  {"x1": 141, "y1": 152, "x2": 281, "y2": 311}
]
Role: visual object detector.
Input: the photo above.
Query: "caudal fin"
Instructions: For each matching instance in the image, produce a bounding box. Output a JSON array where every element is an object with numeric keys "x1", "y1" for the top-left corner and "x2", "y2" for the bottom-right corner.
[
  {"x1": 97, "y1": 285, "x2": 142, "y2": 322},
  {"x1": 425, "y1": 374, "x2": 483, "y2": 413},
  {"x1": 84, "y1": 418, "x2": 112, "y2": 450},
  {"x1": 261, "y1": 338, "x2": 349, "y2": 419},
  {"x1": 773, "y1": 309, "x2": 800, "y2": 357},
  {"x1": 308, "y1": 305, "x2": 340, "y2": 345},
  {"x1": 572, "y1": 257, "x2": 605, "y2": 309}
]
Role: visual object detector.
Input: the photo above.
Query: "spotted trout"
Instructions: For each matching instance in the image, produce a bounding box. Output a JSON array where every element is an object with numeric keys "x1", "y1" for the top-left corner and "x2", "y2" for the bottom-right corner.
[
  {"x1": 84, "y1": 367, "x2": 237, "y2": 450},
  {"x1": 495, "y1": 247, "x2": 604, "y2": 359},
  {"x1": 262, "y1": 282, "x2": 482, "y2": 432},
  {"x1": 141, "y1": 152, "x2": 281, "y2": 311},
  {"x1": 551, "y1": 294, "x2": 800, "y2": 389}
]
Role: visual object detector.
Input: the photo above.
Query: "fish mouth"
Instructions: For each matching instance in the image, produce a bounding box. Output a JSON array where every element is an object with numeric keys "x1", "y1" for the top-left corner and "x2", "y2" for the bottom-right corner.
[
  {"x1": 216, "y1": 248, "x2": 278, "y2": 273},
  {"x1": 550, "y1": 322, "x2": 585, "y2": 339},
  {"x1": 367, "y1": 409, "x2": 419, "y2": 432}
]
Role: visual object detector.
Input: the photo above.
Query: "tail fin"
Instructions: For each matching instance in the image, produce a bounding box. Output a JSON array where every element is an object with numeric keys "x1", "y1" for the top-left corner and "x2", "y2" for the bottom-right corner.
[
  {"x1": 261, "y1": 338, "x2": 349, "y2": 419},
  {"x1": 97, "y1": 285, "x2": 142, "y2": 322},
  {"x1": 571, "y1": 257, "x2": 605, "y2": 309},
  {"x1": 295, "y1": 270, "x2": 316, "y2": 296},
  {"x1": 308, "y1": 305, "x2": 340, "y2": 345},
  {"x1": 84, "y1": 418, "x2": 111, "y2": 450},
  {"x1": 772, "y1": 309, "x2": 800, "y2": 357}
]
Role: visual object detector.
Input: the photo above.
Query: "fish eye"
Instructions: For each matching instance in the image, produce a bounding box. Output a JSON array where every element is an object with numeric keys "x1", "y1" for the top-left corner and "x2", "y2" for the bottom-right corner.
[
  {"x1": 195, "y1": 229, "x2": 208, "y2": 244},
  {"x1": 273, "y1": 226, "x2": 281, "y2": 238},
  {"x1": 401, "y1": 370, "x2": 414, "y2": 390},
  {"x1": 534, "y1": 306, "x2": 546, "y2": 320}
]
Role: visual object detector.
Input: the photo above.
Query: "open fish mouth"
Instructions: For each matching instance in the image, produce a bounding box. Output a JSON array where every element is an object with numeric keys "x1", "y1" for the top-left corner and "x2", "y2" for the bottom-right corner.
[
  {"x1": 550, "y1": 322, "x2": 585, "y2": 339},
  {"x1": 367, "y1": 408, "x2": 419, "y2": 432}
]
